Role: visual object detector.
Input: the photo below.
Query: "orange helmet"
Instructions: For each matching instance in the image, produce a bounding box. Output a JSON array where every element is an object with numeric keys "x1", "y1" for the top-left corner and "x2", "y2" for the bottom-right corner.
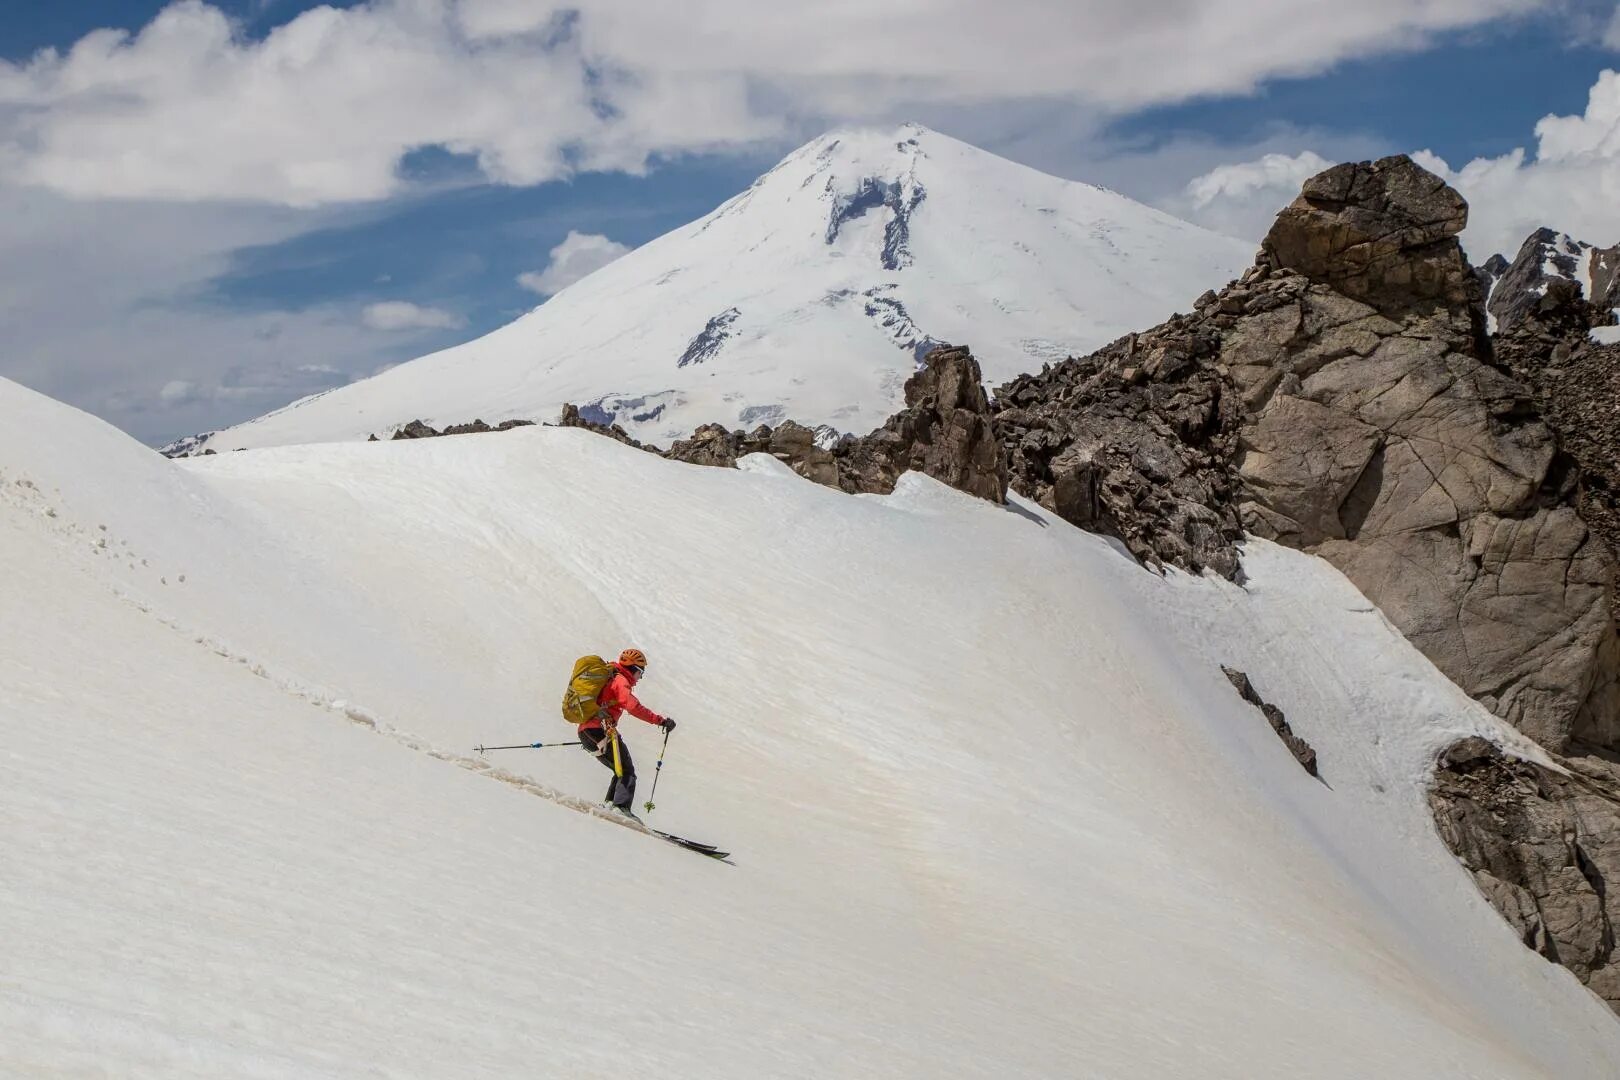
[{"x1": 618, "y1": 648, "x2": 648, "y2": 672}]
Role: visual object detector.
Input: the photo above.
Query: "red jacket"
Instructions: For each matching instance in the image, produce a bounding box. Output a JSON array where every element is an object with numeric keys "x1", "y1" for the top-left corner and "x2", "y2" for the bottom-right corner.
[{"x1": 585, "y1": 663, "x2": 665, "y2": 731}]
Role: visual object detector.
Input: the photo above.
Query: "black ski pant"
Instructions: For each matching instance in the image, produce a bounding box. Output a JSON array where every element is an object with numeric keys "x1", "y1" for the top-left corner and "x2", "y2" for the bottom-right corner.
[{"x1": 579, "y1": 726, "x2": 636, "y2": 809}]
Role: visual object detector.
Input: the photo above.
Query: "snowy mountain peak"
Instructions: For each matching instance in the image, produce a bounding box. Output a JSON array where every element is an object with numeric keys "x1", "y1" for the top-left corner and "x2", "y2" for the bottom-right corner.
[
  {"x1": 1484, "y1": 226, "x2": 1620, "y2": 331},
  {"x1": 197, "y1": 127, "x2": 1252, "y2": 452}
]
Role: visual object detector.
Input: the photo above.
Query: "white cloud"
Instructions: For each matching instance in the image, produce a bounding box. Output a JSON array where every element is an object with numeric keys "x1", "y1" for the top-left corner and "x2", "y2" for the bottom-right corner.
[
  {"x1": 1412, "y1": 68, "x2": 1620, "y2": 259},
  {"x1": 0, "y1": 0, "x2": 1545, "y2": 206},
  {"x1": 1178, "y1": 151, "x2": 1334, "y2": 240},
  {"x1": 0, "y1": 185, "x2": 402, "y2": 444},
  {"x1": 1187, "y1": 151, "x2": 1333, "y2": 210},
  {"x1": 1176, "y1": 69, "x2": 1620, "y2": 257},
  {"x1": 360, "y1": 301, "x2": 466, "y2": 331},
  {"x1": 159, "y1": 379, "x2": 201, "y2": 405},
  {"x1": 1607, "y1": 8, "x2": 1620, "y2": 49},
  {"x1": 517, "y1": 230, "x2": 630, "y2": 296},
  {"x1": 1133, "y1": 129, "x2": 1386, "y2": 241}
]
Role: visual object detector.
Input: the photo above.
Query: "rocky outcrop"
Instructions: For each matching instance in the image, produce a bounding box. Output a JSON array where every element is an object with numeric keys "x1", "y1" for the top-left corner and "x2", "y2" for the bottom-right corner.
[
  {"x1": 1475, "y1": 252, "x2": 1510, "y2": 312},
  {"x1": 382, "y1": 350, "x2": 1005, "y2": 508},
  {"x1": 667, "y1": 346, "x2": 1006, "y2": 502},
  {"x1": 994, "y1": 315, "x2": 1244, "y2": 577},
  {"x1": 1243, "y1": 170, "x2": 1620, "y2": 1012},
  {"x1": 391, "y1": 419, "x2": 440, "y2": 440},
  {"x1": 1485, "y1": 229, "x2": 1620, "y2": 333},
  {"x1": 993, "y1": 155, "x2": 1619, "y2": 759},
  {"x1": 666, "y1": 420, "x2": 840, "y2": 486},
  {"x1": 1261, "y1": 158, "x2": 1475, "y2": 317},
  {"x1": 555, "y1": 404, "x2": 650, "y2": 451},
  {"x1": 381, "y1": 418, "x2": 537, "y2": 440},
  {"x1": 1237, "y1": 164, "x2": 1618, "y2": 756},
  {"x1": 838, "y1": 345, "x2": 1006, "y2": 501},
  {"x1": 1487, "y1": 229, "x2": 1590, "y2": 332},
  {"x1": 1430, "y1": 737, "x2": 1620, "y2": 1009},
  {"x1": 989, "y1": 168, "x2": 1620, "y2": 1013},
  {"x1": 1490, "y1": 279, "x2": 1620, "y2": 575},
  {"x1": 1222, "y1": 666, "x2": 1319, "y2": 777},
  {"x1": 1592, "y1": 244, "x2": 1620, "y2": 312}
]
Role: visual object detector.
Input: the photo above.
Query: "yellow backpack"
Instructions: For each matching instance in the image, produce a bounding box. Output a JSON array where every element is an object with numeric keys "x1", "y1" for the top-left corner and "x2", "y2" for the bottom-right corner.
[{"x1": 561, "y1": 655, "x2": 616, "y2": 724}]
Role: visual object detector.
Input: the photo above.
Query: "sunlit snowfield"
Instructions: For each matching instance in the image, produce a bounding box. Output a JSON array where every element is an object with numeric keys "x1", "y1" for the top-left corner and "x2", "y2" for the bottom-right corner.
[{"x1": 5, "y1": 377, "x2": 1618, "y2": 1078}]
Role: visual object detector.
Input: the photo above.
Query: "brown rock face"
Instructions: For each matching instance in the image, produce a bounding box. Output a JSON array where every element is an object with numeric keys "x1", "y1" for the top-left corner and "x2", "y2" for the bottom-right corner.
[
  {"x1": 1261, "y1": 156, "x2": 1476, "y2": 317},
  {"x1": 1431, "y1": 737, "x2": 1620, "y2": 1010},
  {"x1": 1248, "y1": 169, "x2": 1620, "y2": 1012},
  {"x1": 666, "y1": 419, "x2": 839, "y2": 487},
  {"x1": 1226, "y1": 160, "x2": 1615, "y2": 758},
  {"x1": 994, "y1": 156, "x2": 1619, "y2": 759},
  {"x1": 994, "y1": 317, "x2": 1244, "y2": 577},
  {"x1": 556, "y1": 404, "x2": 650, "y2": 450},
  {"x1": 847, "y1": 345, "x2": 1007, "y2": 502},
  {"x1": 1491, "y1": 275, "x2": 1620, "y2": 571},
  {"x1": 378, "y1": 418, "x2": 536, "y2": 440},
  {"x1": 667, "y1": 345, "x2": 1007, "y2": 503},
  {"x1": 418, "y1": 349, "x2": 1007, "y2": 508},
  {"x1": 1592, "y1": 244, "x2": 1620, "y2": 311}
]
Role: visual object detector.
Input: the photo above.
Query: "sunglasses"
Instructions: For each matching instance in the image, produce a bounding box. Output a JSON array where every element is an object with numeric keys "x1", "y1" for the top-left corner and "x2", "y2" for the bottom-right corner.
[{"x1": 628, "y1": 665, "x2": 646, "y2": 677}]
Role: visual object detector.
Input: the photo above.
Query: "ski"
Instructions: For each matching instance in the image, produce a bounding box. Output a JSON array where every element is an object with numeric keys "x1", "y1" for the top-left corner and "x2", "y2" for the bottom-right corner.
[
  {"x1": 649, "y1": 830, "x2": 730, "y2": 860},
  {"x1": 581, "y1": 802, "x2": 729, "y2": 860}
]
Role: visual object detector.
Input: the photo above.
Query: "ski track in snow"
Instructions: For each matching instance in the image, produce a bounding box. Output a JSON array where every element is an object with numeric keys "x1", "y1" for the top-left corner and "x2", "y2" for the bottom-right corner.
[{"x1": 103, "y1": 577, "x2": 729, "y2": 857}]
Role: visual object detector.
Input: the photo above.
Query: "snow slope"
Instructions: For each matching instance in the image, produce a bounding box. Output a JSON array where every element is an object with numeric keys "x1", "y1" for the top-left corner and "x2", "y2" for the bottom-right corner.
[
  {"x1": 195, "y1": 125, "x2": 1252, "y2": 452},
  {"x1": 7, "y1": 375, "x2": 1620, "y2": 1078}
]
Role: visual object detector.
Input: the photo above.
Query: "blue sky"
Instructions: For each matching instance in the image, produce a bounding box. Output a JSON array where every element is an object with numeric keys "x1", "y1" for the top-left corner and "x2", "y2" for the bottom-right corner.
[{"x1": 1, "y1": 1, "x2": 1618, "y2": 444}]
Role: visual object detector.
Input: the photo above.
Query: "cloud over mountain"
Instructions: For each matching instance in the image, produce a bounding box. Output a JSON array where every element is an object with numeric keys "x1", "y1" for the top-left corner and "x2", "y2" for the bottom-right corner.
[
  {"x1": 361, "y1": 302, "x2": 466, "y2": 332},
  {"x1": 1176, "y1": 69, "x2": 1620, "y2": 257},
  {"x1": 0, "y1": 0, "x2": 1545, "y2": 206},
  {"x1": 518, "y1": 231, "x2": 631, "y2": 297}
]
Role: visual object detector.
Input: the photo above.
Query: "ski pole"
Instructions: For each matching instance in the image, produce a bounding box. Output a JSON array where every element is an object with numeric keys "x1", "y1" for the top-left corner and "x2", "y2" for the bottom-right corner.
[
  {"x1": 475, "y1": 741, "x2": 575, "y2": 754},
  {"x1": 643, "y1": 728, "x2": 671, "y2": 815}
]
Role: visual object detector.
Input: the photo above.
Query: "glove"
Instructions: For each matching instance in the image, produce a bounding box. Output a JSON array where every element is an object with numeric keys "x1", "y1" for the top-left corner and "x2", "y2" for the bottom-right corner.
[{"x1": 659, "y1": 718, "x2": 677, "y2": 733}]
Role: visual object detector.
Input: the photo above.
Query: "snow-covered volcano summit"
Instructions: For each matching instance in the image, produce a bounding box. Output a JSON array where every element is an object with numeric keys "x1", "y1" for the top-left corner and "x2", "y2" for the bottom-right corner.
[{"x1": 198, "y1": 124, "x2": 1252, "y2": 451}]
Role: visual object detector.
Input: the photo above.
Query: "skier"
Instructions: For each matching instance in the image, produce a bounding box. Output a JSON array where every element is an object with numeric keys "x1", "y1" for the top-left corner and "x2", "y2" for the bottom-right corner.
[{"x1": 579, "y1": 648, "x2": 676, "y2": 817}]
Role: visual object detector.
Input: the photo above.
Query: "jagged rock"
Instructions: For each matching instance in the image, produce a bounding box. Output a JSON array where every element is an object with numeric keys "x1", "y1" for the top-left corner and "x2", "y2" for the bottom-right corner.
[
  {"x1": 844, "y1": 345, "x2": 1006, "y2": 501},
  {"x1": 556, "y1": 404, "x2": 652, "y2": 452},
  {"x1": 1233, "y1": 161, "x2": 1615, "y2": 757},
  {"x1": 391, "y1": 419, "x2": 440, "y2": 440},
  {"x1": 666, "y1": 423, "x2": 746, "y2": 468},
  {"x1": 1221, "y1": 667, "x2": 1318, "y2": 777},
  {"x1": 1489, "y1": 230, "x2": 1620, "y2": 333},
  {"x1": 666, "y1": 346, "x2": 1005, "y2": 503},
  {"x1": 1592, "y1": 244, "x2": 1620, "y2": 312},
  {"x1": 994, "y1": 319, "x2": 1244, "y2": 577},
  {"x1": 1430, "y1": 737, "x2": 1620, "y2": 1013},
  {"x1": 373, "y1": 417, "x2": 537, "y2": 442},
  {"x1": 990, "y1": 155, "x2": 1620, "y2": 759},
  {"x1": 665, "y1": 420, "x2": 836, "y2": 484},
  {"x1": 1491, "y1": 279, "x2": 1620, "y2": 567},
  {"x1": 441, "y1": 419, "x2": 494, "y2": 436},
  {"x1": 769, "y1": 422, "x2": 842, "y2": 488},
  {"x1": 1261, "y1": 156, "x2": 1476, "y2": 317},
  {"x1": 1476, "y1": 252, "x2": 1510, "y2": 310}
]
